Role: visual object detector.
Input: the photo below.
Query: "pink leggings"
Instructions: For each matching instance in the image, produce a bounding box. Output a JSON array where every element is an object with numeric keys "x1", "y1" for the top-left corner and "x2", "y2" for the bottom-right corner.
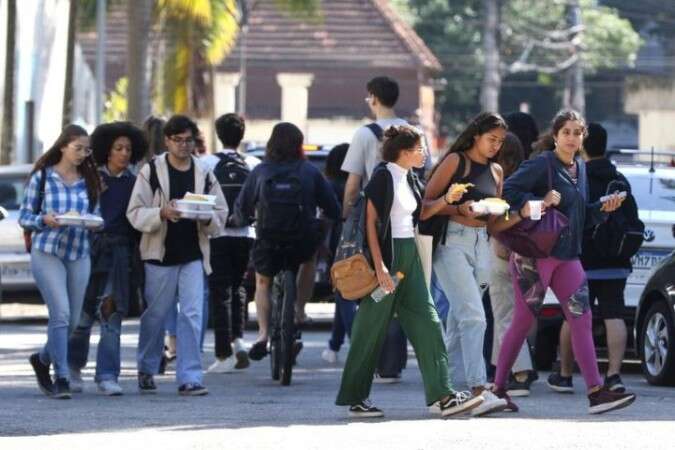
[{"x1": 494, "y1": 256, "x2": 603, "y2": 391}]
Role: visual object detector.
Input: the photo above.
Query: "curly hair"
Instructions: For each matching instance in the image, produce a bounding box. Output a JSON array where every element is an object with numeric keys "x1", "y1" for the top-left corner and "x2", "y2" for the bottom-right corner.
[{"x1": 90, "y1": 121, "x2": 148, "y2": 166}]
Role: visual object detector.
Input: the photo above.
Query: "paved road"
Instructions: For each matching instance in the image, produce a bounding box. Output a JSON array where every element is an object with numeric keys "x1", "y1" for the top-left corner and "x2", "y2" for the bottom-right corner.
[{"x1": 1, "y1": 320, "x2": 674, "y2": 449}]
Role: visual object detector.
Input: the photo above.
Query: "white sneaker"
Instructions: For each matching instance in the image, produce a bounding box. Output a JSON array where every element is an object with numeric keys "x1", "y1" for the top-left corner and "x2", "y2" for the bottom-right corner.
[
  {"x1": 321, "y1": 348, "x2": 338, "y2": 364},
  {"x1": 97, "y1": 380, "x2": 123, "y2": 396},
  {"x1": 471, "y1": 389, "x2": 508, "y2": 417},
  {"x1": 233, "y1": 339, "x2": 250, "y2": 370},
  {"x1": 207, "y1": 357, "x2": 236, "y2": 374},
  {"x1": 70, "y1": 368, "x2": 84, "y2": 393},
  {"x1": 428, "y1": 401, "x2": 441, "y2": 414}
]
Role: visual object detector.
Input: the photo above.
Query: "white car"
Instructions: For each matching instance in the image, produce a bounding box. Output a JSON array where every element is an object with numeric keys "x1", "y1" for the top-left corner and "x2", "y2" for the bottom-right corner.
[
  {"x1": 534, "y1": 162, "x2": 675, "y2": 369},
  {"x1": 0, "y1": 164, "x2": 36, "y2": 299}
]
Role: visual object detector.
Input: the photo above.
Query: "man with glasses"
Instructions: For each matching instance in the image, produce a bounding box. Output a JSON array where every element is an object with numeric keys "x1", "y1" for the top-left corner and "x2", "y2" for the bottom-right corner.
[{"x1": 127, "y1": 115, "x2": 228, "y2": 396}]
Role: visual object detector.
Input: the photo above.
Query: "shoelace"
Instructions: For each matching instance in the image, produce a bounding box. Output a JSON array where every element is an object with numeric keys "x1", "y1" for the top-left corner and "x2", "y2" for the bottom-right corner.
[{"x1": 455, "y1": 391, "x2": 472, "y2": 403}]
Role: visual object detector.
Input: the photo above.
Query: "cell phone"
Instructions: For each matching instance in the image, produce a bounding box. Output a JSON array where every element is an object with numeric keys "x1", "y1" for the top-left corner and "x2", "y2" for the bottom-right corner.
[{"x1": 599, "y1": 191, "x2": 627, "y2": 203}]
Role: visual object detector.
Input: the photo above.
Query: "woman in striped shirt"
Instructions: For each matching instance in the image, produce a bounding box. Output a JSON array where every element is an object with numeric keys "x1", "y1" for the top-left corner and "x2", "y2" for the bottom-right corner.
[{"x1": 20, "y1": 124, "x2": 101, "y2": 399}]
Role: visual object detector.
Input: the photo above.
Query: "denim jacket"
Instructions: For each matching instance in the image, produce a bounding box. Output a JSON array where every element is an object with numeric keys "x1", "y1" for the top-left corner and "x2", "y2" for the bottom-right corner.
[{"x1": 503, "y1": 151, "x2": 606, "y2": 260}]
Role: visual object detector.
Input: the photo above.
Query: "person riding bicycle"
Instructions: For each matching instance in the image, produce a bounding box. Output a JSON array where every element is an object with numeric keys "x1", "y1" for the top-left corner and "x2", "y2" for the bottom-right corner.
[{"x1": 232, "y1": 122, "x2": 340, "y2": 361}]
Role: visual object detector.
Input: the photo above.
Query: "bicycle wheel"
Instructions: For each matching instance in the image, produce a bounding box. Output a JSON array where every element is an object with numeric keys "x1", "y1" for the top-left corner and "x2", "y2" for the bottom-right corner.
[
  {"x1": 270, "y1": 273, "x2": 283, "y2": 381},
  {"x1": 280, "y1": 269, "x2": 297, "y2": 386}
]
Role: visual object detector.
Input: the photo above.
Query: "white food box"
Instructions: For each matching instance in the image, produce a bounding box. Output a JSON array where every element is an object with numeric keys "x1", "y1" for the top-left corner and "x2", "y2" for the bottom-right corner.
[
  {"x1": 471, "y1": 199, "x2": 510, "y2": 215},
  {"x1": 175, "y1": 193, "x2": 216, "y2": 212},
  {"x1": 56, "y1": 213, "x2": 104, "y2": 228}
]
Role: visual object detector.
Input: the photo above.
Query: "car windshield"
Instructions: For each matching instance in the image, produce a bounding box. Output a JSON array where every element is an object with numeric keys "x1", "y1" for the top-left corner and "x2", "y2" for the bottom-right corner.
[
  {"x1": 623, "y1": 170, "x2": 675, "y2": 211},
  {"x1": 0, "y1": 175, "x2": 26, "y2": 210}
]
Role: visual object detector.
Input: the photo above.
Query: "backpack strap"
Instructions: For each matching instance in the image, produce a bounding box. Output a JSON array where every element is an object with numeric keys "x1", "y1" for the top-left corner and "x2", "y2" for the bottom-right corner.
[
  {"x1": 366, "y1": 123, "x2": 383, "y2": 142},
  {"x1": 204, "y1": 171, "x2": 212, "y2": 195},
  {"x1": 148, "y1": 158, "x2": 160, "y2": 195}
]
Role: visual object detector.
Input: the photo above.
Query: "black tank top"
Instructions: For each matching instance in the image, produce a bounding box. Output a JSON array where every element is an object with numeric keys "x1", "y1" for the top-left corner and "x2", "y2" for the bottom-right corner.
[{"x1": 458, "y1": 159, "x2": 498, "y2": 203}]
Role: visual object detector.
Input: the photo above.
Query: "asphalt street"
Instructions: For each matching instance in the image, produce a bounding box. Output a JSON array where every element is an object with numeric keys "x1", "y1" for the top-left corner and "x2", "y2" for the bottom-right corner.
[{"x1": 1, "y1": 320, "x2": 674, "y2": 450}]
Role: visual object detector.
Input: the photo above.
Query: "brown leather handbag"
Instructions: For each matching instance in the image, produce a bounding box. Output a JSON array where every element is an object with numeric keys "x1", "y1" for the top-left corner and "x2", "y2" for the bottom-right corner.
[
  {"x1": 330, "y1": 253, "x2": 379, "y2": 300},
  {"x1": 330, "y1": 194, "x2": 378, "y2": 300}
]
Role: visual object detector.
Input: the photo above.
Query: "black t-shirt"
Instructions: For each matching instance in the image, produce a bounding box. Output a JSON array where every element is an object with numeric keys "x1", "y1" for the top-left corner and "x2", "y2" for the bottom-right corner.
[{"x1": 149, "y1": 159, "x2": 202, "y2": 266}]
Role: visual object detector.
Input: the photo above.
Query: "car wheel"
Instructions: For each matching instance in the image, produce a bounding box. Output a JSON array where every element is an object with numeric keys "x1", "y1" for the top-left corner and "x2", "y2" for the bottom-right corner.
[{"x1": 640, "y1": 302, "x2": 675, "y2": 386}]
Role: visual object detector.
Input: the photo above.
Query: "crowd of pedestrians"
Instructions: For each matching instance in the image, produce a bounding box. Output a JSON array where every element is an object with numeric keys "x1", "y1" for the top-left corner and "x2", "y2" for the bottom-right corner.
[{"x1": 19, "y1": 75, "x2": 637, "y2": 418}]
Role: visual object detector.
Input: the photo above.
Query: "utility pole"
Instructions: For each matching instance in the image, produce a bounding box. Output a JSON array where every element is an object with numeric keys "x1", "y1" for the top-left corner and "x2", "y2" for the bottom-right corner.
[
  {"x1": 480, "y1": 0, "x2": 501, "y2": 112},
  {"x1": 95, "y1": 0, "x2": 106, "y2": 124},
  {"x1": 237, "y1": 0, "x2": 249, "y2": 116},
  {"x1": 62, "y1": 0, "x2": 77, "y2": 126},
  {"x1": 1, "y1": 0, "x2": 16, "y2": 165},
  {"x1": 566, "y1": 0, "x2": 585, "y2": 115}
]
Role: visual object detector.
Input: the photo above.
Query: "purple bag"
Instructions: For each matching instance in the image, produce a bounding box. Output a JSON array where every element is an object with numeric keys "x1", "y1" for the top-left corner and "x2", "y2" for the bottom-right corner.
[{"x1": 496, "y1": 153, "x2": 569, "y2": 258}]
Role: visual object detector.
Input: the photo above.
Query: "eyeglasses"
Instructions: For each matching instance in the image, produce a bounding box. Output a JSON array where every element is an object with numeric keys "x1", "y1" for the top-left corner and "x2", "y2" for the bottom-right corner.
[
  {"x1": 69, "y1": 145, "x2": 92, "y2": 156},
  {"x1": 168, "y1": 136, "x2": 195, "y2": 146}
]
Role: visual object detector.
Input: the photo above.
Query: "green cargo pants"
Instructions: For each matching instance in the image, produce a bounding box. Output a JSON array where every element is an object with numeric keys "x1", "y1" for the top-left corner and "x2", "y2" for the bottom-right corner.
[{"x1": 336, "y1": 238, "x2": 453, "y2": 406}]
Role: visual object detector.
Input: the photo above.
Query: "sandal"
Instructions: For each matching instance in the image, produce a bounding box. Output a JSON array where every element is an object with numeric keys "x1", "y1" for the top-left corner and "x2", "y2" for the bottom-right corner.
[{"x1": 248, "y1": 340, "x2": 269, "y2": 361}]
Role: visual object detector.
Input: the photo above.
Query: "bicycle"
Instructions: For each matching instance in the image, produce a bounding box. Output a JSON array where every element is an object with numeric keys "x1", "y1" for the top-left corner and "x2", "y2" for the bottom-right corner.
[{"x1": 269, "y1": 266, "x2": 299, "y2": 386}]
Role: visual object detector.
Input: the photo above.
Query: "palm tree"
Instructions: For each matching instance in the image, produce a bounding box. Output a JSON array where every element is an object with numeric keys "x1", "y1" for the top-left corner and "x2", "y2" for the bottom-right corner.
[{"x1": 1, "y1": 0, "x2": 16, "y2": 164}]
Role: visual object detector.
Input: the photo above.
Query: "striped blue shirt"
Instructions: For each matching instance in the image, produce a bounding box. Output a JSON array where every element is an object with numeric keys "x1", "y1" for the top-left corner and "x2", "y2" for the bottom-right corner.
[{"x1": 19, "y1": 167, "x2": 99, "y2": 261}]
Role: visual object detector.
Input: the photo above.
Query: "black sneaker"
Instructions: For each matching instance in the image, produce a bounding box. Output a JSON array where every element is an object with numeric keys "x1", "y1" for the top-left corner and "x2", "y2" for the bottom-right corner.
[
  {"x1": 248, "y1": 341, "x2": 269, "y2": 361},
  {"x1": 29, "y1": 353, "x2": 53, "y2": 396},
  {"x1": 52, "y1": 378, "x2": 72, "y2": 399},
  {"x1": 604, "y1": 374, "x2": 626, "y2": 393},
  {"x1": 588, "y1": 386, "x2": 635, "y2": 414},
  {"x1": 547, "y1": 372, "x2": 574, "y2": 393},
  {"x1": 292, "y1": 340, "x2": 303, "y2": 366},
  {"x1": 349, "y1": 399, "x2": 384, "y2": 418},
  {"x1": 507, "y1": 370, "x2": 537, "y2": 397},
  {"x1": 138, "y1": 372, "x2": 157, "y2": 394},
  {"x1": 178, "y1": 383, "x2": 209, "y2": 396},
  {"x1": 440, "y1": 390, "x2": 484, "y2": 418}
]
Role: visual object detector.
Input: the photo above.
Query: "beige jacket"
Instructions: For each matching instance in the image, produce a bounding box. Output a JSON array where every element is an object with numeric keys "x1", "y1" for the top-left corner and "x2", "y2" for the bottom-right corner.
[{"x1": 126, "y1": 153, "x2": 228, "y2": 274}]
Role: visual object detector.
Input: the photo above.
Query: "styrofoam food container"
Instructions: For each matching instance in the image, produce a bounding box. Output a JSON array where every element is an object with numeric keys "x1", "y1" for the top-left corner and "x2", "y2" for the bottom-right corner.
[
  {"x1": 179, "y1": 210, "x2": 213, "y2": 220},
  {"x1": 471, "y1": 200, "x2": 509, "y2": 215},
  {"x1": 175, "y1": 194, "x2": 216, "y2": 212},
  {"x1": 56, "y1": 213, "x2": 104, "y2": 228}
]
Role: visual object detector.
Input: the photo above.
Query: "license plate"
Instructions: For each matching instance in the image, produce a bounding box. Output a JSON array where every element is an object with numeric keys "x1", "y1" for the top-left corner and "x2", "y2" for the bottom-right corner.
[
  {"x1": 0, "y1": 261, "x2": 33, "y2": 283},
  {"x1": 628, "y1": 249, "x2": 671, "y2": 285}
]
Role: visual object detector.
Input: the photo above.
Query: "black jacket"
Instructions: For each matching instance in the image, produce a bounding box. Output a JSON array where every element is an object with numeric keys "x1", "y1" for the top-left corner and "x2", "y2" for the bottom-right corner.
[
  {"x1": 503, "y1": 151, "x2": 607, "y2": 260},
  {"x1": 363, "y1": 162, "x2": 423, "y2": 271},
  {"x1": 580, "y1": 158, "x2": 634, "y2": 271}
]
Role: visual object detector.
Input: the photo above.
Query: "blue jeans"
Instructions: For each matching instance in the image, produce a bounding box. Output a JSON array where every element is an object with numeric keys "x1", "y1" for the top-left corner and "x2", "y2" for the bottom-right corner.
[
  {"x1": 432, "y1": 221, "x2": 490, "y2": 389},
  {"x1": 328, "y1": 292, "x2": 357, "y2": 352},
  {"x1": 68, "y1": 270, "x2": 122, "y2": 382},
  {"x1": 138, "y1": 260, "x2": 205, "y2": 385},
  {"x1": 31, "y1": 249, "x2": 91, "y2": 379},
  {"x1": 164, "y1": 272, "x2": 209, "y2": 351}
]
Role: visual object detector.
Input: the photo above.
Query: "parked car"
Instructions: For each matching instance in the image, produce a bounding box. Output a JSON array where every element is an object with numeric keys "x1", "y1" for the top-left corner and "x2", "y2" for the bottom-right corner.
[
  {"x1": 533, "y1": 161, "x2": 675, "y2": 369},
  {"x1": 635, "y1": 250, "x2": 675, "y2": 385},
  {"x1": 0, "y1": 164, "x2": 36, "y2": 302}
]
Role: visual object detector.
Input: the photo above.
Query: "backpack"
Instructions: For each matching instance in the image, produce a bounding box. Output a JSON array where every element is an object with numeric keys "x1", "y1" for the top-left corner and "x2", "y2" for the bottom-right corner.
[
  {"x1": 330, "y1": 194, "x2": 379, "y2": 300},
  {"x1": 255, "y1": 162, "x2": 308, "y2": 242},
  {"x1": 212, "y1": 152, "x2": 250, "y2": 218},
  {"x1": 590, "y1": 179, "x2": 644, "y2": 260}
]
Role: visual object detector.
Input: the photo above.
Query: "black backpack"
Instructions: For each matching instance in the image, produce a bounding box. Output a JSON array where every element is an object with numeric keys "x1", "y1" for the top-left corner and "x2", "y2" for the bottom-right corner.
[
  {"x1": 590, "y1": 179, "x2": 644, "y2": 259},
  {"x1": 256, "y1": 162, "x2": 308, "y2": 242},
  {"x1": 212, "y1": 152, "x2": 250, "y2": 214}
]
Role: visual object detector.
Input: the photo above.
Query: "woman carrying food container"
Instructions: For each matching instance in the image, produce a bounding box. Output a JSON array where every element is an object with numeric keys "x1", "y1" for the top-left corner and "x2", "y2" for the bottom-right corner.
[
  {"x1": 487, "y1": 110, "x2": 636, "y2": 414},
  {"x1": 67, "y1": 122, "x2": 146, "y2": 396},
  {"x1": 336, "y1": 125, "x2": 484, "y2": 419},
  {"x1": 421, "y1": 112, "x2": 509, "y2": 417},
  {"x1": 20, "y1": 124, "x2": 102, "y2": 399}
]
